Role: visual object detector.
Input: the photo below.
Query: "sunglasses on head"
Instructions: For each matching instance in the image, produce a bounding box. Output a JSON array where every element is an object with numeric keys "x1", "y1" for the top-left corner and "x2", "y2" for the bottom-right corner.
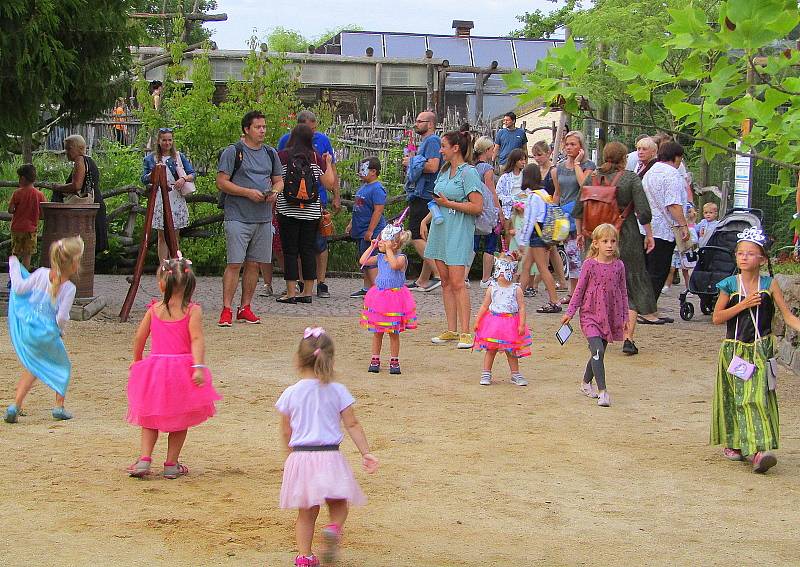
[{"x1": 158, "y1": 127, "x2": 173, "y2": 134}]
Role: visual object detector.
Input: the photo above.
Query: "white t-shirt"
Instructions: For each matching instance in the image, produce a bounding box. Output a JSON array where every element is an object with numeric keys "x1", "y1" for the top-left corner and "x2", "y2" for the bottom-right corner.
[
  {"x1": 275, "y1": 378, "x2": 355, "y2": 447},
  {"x1": 641, "y1": 162, "x2": 685, "y2": 241}
]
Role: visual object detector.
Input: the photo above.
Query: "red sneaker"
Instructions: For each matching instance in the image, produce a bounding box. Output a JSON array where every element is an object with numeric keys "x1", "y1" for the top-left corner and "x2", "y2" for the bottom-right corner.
[
  {"x1": 236, "y1": 304, "x2": 261, "y2": 324},
  {"x1": 218, "y1": 307, "x2": 233, "y2": 327}
]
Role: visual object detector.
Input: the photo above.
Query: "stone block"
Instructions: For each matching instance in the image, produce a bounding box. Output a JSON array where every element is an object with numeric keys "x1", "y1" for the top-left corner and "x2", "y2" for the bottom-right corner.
[
  {"x1": 779, "y1": 339, "x2": 795, "y2": 367},
  {"x1": 70, "y1": 296, "x2": 107, "y2": 321}
]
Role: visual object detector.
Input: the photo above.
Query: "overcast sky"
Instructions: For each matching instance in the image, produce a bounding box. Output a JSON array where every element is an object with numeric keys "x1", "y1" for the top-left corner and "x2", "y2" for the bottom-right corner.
[{"x1": 206, "y1": 0, "x2": 565, "y2": 49}]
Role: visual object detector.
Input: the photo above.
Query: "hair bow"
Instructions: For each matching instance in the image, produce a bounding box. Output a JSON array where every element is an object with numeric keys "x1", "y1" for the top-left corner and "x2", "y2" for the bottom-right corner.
[{"x1": 303, "y1": 327, "x2": 326, "y2": 339}]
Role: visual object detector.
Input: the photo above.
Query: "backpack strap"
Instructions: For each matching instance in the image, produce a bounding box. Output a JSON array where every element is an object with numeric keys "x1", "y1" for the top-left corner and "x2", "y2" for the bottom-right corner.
[{"x1": 229, "y1": 142, "x2": 277, "y2": 185}]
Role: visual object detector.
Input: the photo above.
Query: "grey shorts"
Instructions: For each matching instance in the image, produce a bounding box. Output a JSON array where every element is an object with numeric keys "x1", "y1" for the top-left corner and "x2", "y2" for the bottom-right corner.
[{"x1": 224, "y1": 220, "x2": 273, "y2": 264}]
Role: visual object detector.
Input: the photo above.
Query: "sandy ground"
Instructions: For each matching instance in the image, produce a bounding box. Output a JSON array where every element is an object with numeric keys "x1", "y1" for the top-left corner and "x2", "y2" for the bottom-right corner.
[{"x1": 0, "y1": 278, "x2": 799, "y2": 566}]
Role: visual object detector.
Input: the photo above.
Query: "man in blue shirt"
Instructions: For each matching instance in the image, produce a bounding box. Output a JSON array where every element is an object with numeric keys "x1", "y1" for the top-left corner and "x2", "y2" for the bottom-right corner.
[
  {"x1": 493, "y1": 112, "x2": 528, "y2": 167},
  {"x1": 277, "y1": 110, "x2": 340, "y2": 298},
  {"x1": 402, "y1": 110, "x2": 441, "y2": 292},
  {"x1": 347, "y1": 156, "x2": 387, "y2": 297}
]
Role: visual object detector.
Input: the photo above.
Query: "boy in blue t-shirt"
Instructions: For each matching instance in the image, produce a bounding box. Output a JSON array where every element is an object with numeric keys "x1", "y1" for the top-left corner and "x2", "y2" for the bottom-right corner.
[{"x1": 346, "y1": 156, "x2": 387, "y2": 297}]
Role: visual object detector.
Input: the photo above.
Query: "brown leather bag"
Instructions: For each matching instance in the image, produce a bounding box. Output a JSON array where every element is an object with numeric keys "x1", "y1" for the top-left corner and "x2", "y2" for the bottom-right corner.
[
  {"x1": 579, "y1": 171, "x2": 633, "y2": 237},
  {"x1": 319, "y1": 209, "x2": 334, "y2": 237}
]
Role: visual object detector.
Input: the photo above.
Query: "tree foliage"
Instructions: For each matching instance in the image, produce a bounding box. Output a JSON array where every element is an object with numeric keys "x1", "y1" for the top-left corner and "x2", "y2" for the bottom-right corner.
[
  {"x1": 506, "y1": 1, "x2": 800, "y2": 188},
  {"x1": 133, "y1": 0, "x2": 217, "y2": 46},
  {"x1": 264, "y1": 24, "x2": 363, "y2": 54},
  {"x1": 0, "y1": 0, "x2": 140, "y2": 143},
  {"x1": 512, "y1": 0, "x2": 579, "y2": 39}
]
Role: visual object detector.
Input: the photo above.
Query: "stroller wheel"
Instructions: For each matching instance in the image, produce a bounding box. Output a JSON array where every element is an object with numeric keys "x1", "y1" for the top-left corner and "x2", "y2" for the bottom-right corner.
[
  {"x1": 700, "y1": 297, "x2": 715, "y2": 315},
  {"x1": 680, "y1": 302, "x2": 695, "y2": 321}
]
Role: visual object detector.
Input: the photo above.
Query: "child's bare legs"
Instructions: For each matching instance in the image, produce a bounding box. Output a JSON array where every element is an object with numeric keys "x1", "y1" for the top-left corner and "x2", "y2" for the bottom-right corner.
[
  {"x1": 518, "y1": 248, "x2": 535, "y2": 289},
  {"x1": 139, "y1": 427, "x2": 159, "y2": 458},
  {"x1": 532, "y1": 246, "x2": 559, "y2": 303},
  {"x1": 166, "y1": 430, "x2": 188, "y2": 463},
  {"x1": 550, "y1": 246, "x2": 567, "y2": 288},
  {"x1": 483, "y1": 350, "x2": 497, "y2": 372},
  {"x1": 389, "y1": 333, "x2": 400, "y2": 358},
  {"x1": 371, "y1": 333, "x2": 384, "y2": 357},
  {"x1": 13, "y1": 370, "x2": 37, "y2": 409},
  {"x1": 323, "y1": 498, "x2": 349, "y2": 561},
  {"x1": 327, "y1": 497, "x2": 348, "y2": 527},
  {"x1": 681, "y1": 268, "x2": 691, "y2": 290},
  {"x1": 55, "y1": 392, "x2": 66, "y2": 408},
  {"x1": 481, "y1": 252, "x2": 494, "y2": 282},
  {"x1": 505, "y1": 351, "x2": 519, "y2": 373},
  {"x1": 296, "y1": 505, "x2": 321, "y2": 557},
  {"x1": 664, "y1": 267, "x2": 676, "y2": 290}
]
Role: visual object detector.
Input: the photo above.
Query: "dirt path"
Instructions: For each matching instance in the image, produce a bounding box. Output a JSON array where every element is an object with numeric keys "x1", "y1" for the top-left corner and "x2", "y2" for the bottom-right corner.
[{"x1": 0, "y1": 278, "x2": 798, "y2": 566}]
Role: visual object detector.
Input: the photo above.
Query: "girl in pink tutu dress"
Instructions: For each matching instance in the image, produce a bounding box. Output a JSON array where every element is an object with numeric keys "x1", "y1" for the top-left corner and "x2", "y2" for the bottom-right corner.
[
  {"x1": 474, "y1": 251, "x2": 532, "y2": 386},
  {"x1": 277, "y1": 328, "x2": 379, "y2": 567},
  {"x1": 126, "y1": 255, "x2": 221, "y2": 479},
  {"x1": 358, "y1": 225, "x2": 417, "y2": 374},
  {"x1": 561, "y1": 223, "x2": 629, "y2": 407}
]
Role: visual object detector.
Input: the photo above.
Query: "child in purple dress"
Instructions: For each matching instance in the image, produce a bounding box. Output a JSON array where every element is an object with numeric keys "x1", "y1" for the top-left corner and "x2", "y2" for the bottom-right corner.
[{"x1": 561, "y1": 224, "x2": 629, "y2": 407}]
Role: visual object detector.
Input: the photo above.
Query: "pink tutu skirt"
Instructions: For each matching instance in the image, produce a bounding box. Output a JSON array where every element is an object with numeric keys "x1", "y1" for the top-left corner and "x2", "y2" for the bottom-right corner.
[
  {"x1": 127, "y1": 354, "x2": 222, "y2": 432},
  {"x1": 280, "y1": 450, "x2": 367, "y2": 509},
  {"x1": 474, "y1": 312, "x2": 532, "y2": 358},
  {"x1": 360, "y1": 286, "x2": 417, "y2": 333}
]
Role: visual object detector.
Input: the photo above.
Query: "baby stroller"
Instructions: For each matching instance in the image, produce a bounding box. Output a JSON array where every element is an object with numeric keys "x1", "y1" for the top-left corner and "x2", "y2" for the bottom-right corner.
[{"x1": 678, "y1": 208, "x2": 763, "y2": 320}]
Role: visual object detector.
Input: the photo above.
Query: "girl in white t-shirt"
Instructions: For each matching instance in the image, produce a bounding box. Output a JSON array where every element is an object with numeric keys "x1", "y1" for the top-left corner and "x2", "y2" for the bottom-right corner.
[{"x1": 276, "y1": 328, "x2": 379, "y2": 567}]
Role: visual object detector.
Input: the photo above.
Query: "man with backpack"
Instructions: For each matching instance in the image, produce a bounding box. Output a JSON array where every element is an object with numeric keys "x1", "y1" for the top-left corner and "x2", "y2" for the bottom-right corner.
[{"x1": 216, "y1": 110, "x2": 283, "y2": 327}]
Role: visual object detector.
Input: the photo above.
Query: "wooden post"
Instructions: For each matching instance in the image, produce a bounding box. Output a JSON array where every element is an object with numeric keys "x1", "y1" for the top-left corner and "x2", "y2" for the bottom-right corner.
[
  {"x1": 375, "y1": 62, "x2": 383, "y2": 123},
  {"x1": 426, "y1": 64, "x2": 434, "y2": 110},
  {"x1": 475, "y1": 72, "x2": 484, "y2": 124},
  {"x1": 119, "y1": 164, "x2": 178, "y2": 322}
]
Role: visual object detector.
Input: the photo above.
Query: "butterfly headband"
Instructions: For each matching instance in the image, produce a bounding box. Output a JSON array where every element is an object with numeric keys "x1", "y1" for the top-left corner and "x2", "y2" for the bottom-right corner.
[
  {"x1": 380, "y1": 206, "x2": 410, "y2": 241},
  {"x1": 737, "y1": 227, "x2": 767, "y2": 248}
]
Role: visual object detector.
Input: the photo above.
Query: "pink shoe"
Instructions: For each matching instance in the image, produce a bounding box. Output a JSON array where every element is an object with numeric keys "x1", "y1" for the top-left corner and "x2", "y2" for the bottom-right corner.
[
  {"x1": 322, "y1": 523, "x2": 341, "y2": 565},
  {"x1": 579, "y1": 382, "x2": 598, "y2": 398},
  {"x1": 722, "y1": 447, "x2": 744, "y2": 461},
  {"x1": 752, "y1": 451, "x2": 777, "y2": 473},
  {"x1": 294, "y1": 555, "x2": 320, "y2": 566}
]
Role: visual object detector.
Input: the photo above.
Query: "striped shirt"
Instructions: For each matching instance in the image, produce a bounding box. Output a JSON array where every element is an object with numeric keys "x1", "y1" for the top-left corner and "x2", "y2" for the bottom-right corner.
[{"x1": 276, "y1": 150, "x2": 325, "y2": 220}]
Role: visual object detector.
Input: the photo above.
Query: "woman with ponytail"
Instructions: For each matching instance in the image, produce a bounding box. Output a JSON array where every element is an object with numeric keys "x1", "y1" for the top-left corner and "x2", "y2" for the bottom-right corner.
[
  {"x1": 4, "y1": 237, "x2": 84, "y2": 423},
  {"x1": 420, "y1": 127, "x2": 484, "y2": 349}
]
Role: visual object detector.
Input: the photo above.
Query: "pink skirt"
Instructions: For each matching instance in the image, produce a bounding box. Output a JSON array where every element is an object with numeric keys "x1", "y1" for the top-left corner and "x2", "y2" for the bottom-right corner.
[
  {"x1": 474, "y1": 312, "x2": 532, "y2": 358},
  {"x1": 280, "y1": 450, "x2": 367, "y2": 509},
  {"x1": 127, "y1": 354, "x2": 222, "y2": 432},
  {"x1": 360, "y1": 286, "x2": 417, "y2": 333}
]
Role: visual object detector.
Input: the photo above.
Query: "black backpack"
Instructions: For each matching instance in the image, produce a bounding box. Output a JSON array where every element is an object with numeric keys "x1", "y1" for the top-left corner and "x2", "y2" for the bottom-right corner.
[
  {"x1": 282, "y1": 151, "x2": 318, "y2": 208},
  {"x1": 217, "y1": 141, "x2": 276, "y2": 210}
]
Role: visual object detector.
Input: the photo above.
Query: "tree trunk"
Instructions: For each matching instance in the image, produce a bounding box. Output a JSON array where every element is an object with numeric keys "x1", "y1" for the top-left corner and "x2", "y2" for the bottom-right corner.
[{"x1": 21, "y1": 133, "x2": 33, "y2": 163}]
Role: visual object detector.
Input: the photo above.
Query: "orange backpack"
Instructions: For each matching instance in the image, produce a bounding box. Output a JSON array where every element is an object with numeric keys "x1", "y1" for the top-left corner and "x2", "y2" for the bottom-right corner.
[{"x1": 579, "y1": 171, "x2": 633, "y2": 237}]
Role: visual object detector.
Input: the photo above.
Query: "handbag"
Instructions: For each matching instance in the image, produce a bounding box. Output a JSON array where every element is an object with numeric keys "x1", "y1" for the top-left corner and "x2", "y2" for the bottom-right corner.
[
  {"x1": 174, "y1": 158, "x2": 196, "y2": 197},
  {"x1": 319, "y1": 209, "x2": 334, "y2": 237},
  {"x1": 672, "y1": 225, "x2": 692, "y2": 253}
]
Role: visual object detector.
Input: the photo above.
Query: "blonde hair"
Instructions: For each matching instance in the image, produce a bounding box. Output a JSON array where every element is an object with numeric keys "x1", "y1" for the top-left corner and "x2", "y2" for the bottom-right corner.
[
  {"x1": 636, "y1": 137, "x2": 657, "y2": 152},
  {"x1": 297, "y1": 330, "x2": 335, "y2": 383},
  {"x1": 49, "y1": 236, "x2": 84, "y2": 302},
  {"x1": 686, "y1": 208, "x2": 697, "y2": 224},
  {"x1": 64, "y1": 135, "x2": 87, "y2": 154},
  {"x1": 473, "y1": 136, "x2": 494, "y2": 160},
  {"x1": 158, "y1": 255, "x2": 196, "y2": 315},
  {"x1": 394, "y1": 229, "x2": 412, "y2": 250},
  {"x1": 703, "y1": 202, "x2": 718, "y2": 213},
  {"x1": 531, "y1": 140, "x2": 550, "y2": 155},
  {"x1": 564, "y1": 130, "x2": 586, "y2": 149},
  {"x1": 587, "y1": 223, "x2": 619, "y2": 260}
]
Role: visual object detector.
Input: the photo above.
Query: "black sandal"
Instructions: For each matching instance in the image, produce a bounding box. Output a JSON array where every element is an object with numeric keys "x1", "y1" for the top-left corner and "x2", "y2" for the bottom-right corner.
[
  {"x1": 276, "y1": 296, "x2": 297, "y2": 304},
  {"x1": 296, "y1": 295, "x2": 312, "y2": 304},
  {"x1": 537, "y1": 302, "x2": 562, "y2": 314},
  {"x1": 636, "y1": 315, "x2": 665, "y2": 325}
]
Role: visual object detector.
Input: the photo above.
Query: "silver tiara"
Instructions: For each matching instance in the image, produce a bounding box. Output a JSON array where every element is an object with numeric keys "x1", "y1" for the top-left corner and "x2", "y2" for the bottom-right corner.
[
  {"x1": 736, "y1": 227, "x2": 767, "y2": 247},
  {"x1": 380, "y1": 224, "x2": 402, "y2": 241}
]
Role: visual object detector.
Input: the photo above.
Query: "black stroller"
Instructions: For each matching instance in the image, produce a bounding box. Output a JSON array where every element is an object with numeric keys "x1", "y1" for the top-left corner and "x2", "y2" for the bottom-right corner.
[{"x1": 678, "y1": 208, "x2": 763, "y2": 320}]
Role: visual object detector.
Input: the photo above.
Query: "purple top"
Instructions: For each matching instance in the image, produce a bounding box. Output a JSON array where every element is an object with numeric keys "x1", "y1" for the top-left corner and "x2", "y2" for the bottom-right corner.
[
  {"x1": 375, "y1": 253, "x2": 407, "y2": 290},
  {"x1": 566, "y1": 258, "x2": 629, "y2": 342}
]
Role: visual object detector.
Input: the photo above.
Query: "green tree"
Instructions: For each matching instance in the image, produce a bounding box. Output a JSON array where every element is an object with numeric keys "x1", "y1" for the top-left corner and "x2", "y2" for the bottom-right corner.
[
  {"x1": 265, "y1": 27, "x2": 310, "y2": 53},
  {"x1": 0, "y1": 0, "x2": 140, "y2": 158},
  {"x1": 506, "y1": 0, "x2": 800, "y2": 198},
  {"x1": 133, "y1": 0, "x2": 218, "y2": 46}
]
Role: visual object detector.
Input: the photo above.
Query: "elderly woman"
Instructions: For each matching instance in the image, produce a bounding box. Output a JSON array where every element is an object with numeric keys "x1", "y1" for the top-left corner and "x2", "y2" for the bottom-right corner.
[
  {"x1": 553, "y1": 130, "x2": 596, "y2": 303},
  {"x1": 573, "y1": 142, "x2": 656, "y2": 356},
  {"x1": 421, "y1": 129, "x2": 484, "y2": 350},
  {"x1": 52, "y1": 134, "x2": 108, "y2": 253},
  {"x1": 141, "y1": 127, "x2": 196, "y2": 262}
]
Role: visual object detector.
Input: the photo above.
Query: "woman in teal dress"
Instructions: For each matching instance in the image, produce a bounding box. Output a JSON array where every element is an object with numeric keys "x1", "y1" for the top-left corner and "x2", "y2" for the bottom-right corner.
[
  {"x1": 421, "y1": 130, "x2": 483, "y2": 349},
  {"x1": 710, "y1": 228, "x2": 800, "y2": 473}
]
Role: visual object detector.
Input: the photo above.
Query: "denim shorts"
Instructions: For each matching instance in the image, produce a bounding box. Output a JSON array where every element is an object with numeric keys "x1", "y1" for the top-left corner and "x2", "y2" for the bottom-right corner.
[
  {"x1": 528, "y1": 234, "x2": 549, "y2": 248},
  {"x1": 473, "y1": 232, "x2": 499, "y2": 254},
  {"x1": 355, "y1": 237, "x2": 377, "y2": 270}
]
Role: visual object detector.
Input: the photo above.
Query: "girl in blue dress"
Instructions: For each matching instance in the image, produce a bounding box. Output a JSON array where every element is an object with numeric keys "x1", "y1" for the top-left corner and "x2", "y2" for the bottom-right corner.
[{"x1": 4, "y1": 237, "x2": 83, "y2": 423}]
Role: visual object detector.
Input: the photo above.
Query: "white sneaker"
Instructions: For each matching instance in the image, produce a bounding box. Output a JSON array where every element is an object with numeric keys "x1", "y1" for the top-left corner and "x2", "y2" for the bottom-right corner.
[
  {"x1": 480, "y1": 279, "x2": 492, "y2": 289},
  {"x1": 511, "y1": 374, "x2": 528, "y2": 386},
  {"x1": 662, "y1": 286, "x2": 670, "y2": 293},
  {"x1": 580, "y1": 382, "x2": 598, "y2": 398},
  {"x1": 597, "y1": 391, "x2": 611, "y2": 407},
  {"x1": 480, "y1": 374, "x2": 492, "y2": 386}
]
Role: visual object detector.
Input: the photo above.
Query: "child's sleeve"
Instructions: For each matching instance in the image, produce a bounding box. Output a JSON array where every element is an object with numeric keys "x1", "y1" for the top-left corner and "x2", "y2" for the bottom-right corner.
[
  {"x1": 8, "y1": 256, "x2": 38, "y2": 294},
  {"x1": 519, "y1": 196, "x2": 537, "y2": 244},
  {"x1": 275, "y1": 387, "x2": 292, "y2": 415},
  {"x1": 55, "y1": 283, "x2": 77, "y2": 330},
  {"x1": 337, "y1": 384, "x2": 356, "y2": 412},
  {"x1": 566, "y1": 261, "x2": 592, "y2": 318}
]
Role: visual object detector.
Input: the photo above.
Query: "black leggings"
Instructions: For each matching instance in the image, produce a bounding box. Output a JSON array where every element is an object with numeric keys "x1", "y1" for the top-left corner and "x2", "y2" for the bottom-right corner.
[
  {"x1": 583, "y1": 337, "x2": 608, "y2": 391},
  {"x1": 645, "y1": 237, "x2": 676, "y2": 303},
  {"x1": 278, "y1": 213, "x2": 318, "y2": 282}
]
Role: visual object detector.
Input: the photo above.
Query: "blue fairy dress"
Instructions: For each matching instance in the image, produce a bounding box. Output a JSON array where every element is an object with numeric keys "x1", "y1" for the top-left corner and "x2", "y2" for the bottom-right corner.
[{"x1": 7, "y1": 256, "x2": 76, "y2": 396}]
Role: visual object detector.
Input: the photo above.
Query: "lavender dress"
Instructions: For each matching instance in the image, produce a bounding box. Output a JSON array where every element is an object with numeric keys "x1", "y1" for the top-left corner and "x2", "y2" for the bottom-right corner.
[{"x1": 566, "y1": 258, "x2": 629, "y2": 342}]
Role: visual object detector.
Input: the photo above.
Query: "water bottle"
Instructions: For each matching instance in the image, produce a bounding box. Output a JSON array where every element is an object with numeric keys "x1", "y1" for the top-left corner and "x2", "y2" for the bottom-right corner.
[{"x1": 428, "y1": 200, "x2": 444, "y2": 225}]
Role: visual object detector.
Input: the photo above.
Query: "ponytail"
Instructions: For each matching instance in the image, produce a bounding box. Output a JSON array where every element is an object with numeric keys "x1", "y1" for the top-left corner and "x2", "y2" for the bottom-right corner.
[
  {"x1": 49, "y1": 236, "x2": 84, "y2": 302},
  {"x1": 297, "y1": 328, "x2": 336, "y2": 383},
  {"x1": 158, "y1": 254, "x2": 196, "y2": 315}
]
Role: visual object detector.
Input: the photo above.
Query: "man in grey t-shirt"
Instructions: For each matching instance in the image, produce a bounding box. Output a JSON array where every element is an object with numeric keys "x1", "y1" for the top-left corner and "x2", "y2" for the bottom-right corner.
[{"x1": 216, "y1": 110, "x2": 283, "y2": 327}]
